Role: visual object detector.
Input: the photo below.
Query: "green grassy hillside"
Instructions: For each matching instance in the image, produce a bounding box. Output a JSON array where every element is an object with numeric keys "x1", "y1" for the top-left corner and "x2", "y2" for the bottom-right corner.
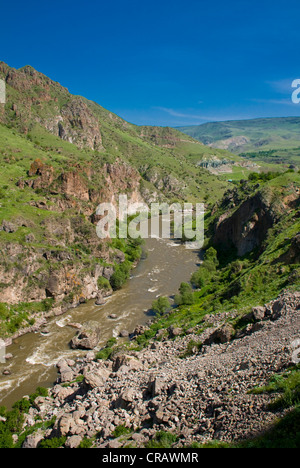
[
  {"x1": 0, "y1": 61, "x2": 296, "y2": 337},
  {"x1": 0, "y1": 61, "x2": 244, "y2": 205},
  {"x1": 178, "y1": 117, "x2": 300, "y2": 166},
  {"x1": 131, "y1": 169, "x2": 300, "y2": 345}
]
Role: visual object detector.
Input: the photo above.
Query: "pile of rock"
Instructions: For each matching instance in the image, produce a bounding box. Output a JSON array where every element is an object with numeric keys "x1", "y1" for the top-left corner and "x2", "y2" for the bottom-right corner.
[{"x1": 20, "y1": 290, "x2": 299, "y2": 448}]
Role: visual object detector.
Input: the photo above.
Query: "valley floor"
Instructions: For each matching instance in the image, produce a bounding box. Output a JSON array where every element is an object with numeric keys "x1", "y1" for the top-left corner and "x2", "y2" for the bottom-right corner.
[{"x1": 15, "y1": 289, "x2": 300, "y2": 449}]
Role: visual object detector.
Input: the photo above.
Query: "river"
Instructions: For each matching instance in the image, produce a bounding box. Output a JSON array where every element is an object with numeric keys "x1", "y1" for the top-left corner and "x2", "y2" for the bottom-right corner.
[{"x1": 0, "y1": 224, "x2": 200, "y2": 409}]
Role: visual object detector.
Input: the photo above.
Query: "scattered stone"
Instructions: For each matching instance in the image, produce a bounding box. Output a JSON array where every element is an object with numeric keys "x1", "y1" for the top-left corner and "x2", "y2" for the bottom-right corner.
[
  {"x1": 95, "y1": 292, "x2": 106, "y2": 306},
  {"x1": 22, "y1": 431, "x2": 44, "y2": 448},
  {"x1": 252, "y1": 306, "x2": 266, "y2": 321},
  {"x1": 1, "y1": 220, "x2": 16, "y2": 233},
  {"x1": 65, "y1": 435, "x2": 82, "y2": 449},
  {"x1": 168, "y1": 325, "x2": 183, "y2": 338},
  {"x1": 70, "y1": 321, "x2": 101, "y2": 350},
  {"x1": 108, "y1": 314, "x2": 118, "y2": 319},
  {"x1": 13, "y1": 290, "x2": 300, "y2": 449},
  {"x1": 57, "y1": 414, "x2": 77, "y2": 437},
  {"x1": 204, "y1": 323, "x2": 235, "y2": 345},
  {"x1": 67, "y1": 323, "x2": 82, "y2": 330},
  {"x1": 133, "y1": 325, "x2": 148, "y2": 336},
  {"x1": 84, "y1": 368, "x2": 110, "y2": 389}
]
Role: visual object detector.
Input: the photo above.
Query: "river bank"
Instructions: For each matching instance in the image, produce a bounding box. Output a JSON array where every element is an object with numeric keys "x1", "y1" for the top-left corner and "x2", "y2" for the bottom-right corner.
[
  {"x1": 11, "y1": 289, "x2": 300, "y2": 448},
  {"x1": 0, "y1": 233, "x2": 200, "y2": 409}
]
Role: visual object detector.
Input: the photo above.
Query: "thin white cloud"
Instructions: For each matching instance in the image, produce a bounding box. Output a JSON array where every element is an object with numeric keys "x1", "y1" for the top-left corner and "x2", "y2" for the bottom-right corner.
[
  {"x1": 250, "y1": 97, "x2": 295, "y2": 106},
  {"x1": 153, "y1": 106, "x2": 230, "y2": 122},
  {"x1": 266, "y1": 78, "x2": 295, "y2": 94},
  {"x1": 153, "y1": 107, "x2": 206, "y2": 120}
]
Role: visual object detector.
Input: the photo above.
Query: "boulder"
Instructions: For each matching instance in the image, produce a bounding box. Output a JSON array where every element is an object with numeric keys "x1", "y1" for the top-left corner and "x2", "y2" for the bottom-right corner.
[
  {"x1": 204, "y1": 323, "x2": 235, "y2": 345},
  {"x1": 251, "y1": 306, "x2": 266, "y2": 321},
  {"x1": 112, "y1": 354, "x2": 144, "y2": 373},
  {"x1": 70, "y1": 321, "x2": 101, "y2": 350},
  {"x1": 51, "y1": 385, "x2": 75, "y2": 403},
  {"x1": 57, "y1": 415, "x2": 77, "y2": 437},
  {"x1": 103, "y1": 267, "x2": 114, "y2": 280},
  {"x1": 65, "y1": 435, "x2": 82, "y2": 449},
  {"x1": 168, "y1": 325, "x2": 183, "y2": 338},
  {"x1": 84, "y1": 367, "x2": 110, "y2": 389},
  {"x1": 271, "y1": 299, "x2": 286, "y2": 320},
  {"x1": 60, "y1": 368, "x2": 74, "y2": 383},
  {"x1": 22, "y1": 431, "x2": 44, "y2": 448},
  {"x1": 95, "y1": 292, "x2": 106, "y2": 305},
  {"x1": 106, "y1": 439, "x2": 122, "y2": 448},
  {"x1": 67, "y1": 322, "x2": 82, "y2": 330},
  {"x1": 56, "y1": 358, "x2": 75, "y2": 382},
  {"x1": 148, "y1": 376, "x2": 166, "y2": 397},
  {"x1": 116, "y1": 388, "x2": 143, "y2": 409}
]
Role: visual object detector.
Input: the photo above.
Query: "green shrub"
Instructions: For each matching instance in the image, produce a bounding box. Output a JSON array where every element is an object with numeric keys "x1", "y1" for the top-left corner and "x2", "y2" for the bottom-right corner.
[
  {"x1": 97, "y1": 276, "x2": 111, "y2": 290},
  {"x1": 39, "y1": 436, "x2": 67, "y2": 448},
  {"x1": 175, "y1": 282, "x2": 195, "y2": 306},
  {"x1": 180, "y1": 339, "x2": 202, "y2": 358},
  {"x1": 95, "y1": 347, "x2": 113, "y2": 360},
  {"x1": 78, "y1": 438, "x2": 93, "y2": 448},
  {"x1": 95, "y1": 337, "x2": 117, "y2": 360},
  {"x1": 235, "y1": 407, "x2": 300, "y2": 448},
  {"x1": 112, "y1": 425, "x2": 132, "y2": 438},
  {"x1": 191, "y1": 247, "x2": 219, "y2": 289},
  {"x1": 152, "y1": 296, "x2": 171, "y2": 315},
  {"x1": 249, "y1": 365, "x2": 300, "y2": 410},
  {"x1": 146, "y1": 431, "x2": 178, "y2": 448},
  {"x1": 110, "y1": 260, "x2": 131, "y2": 290}
]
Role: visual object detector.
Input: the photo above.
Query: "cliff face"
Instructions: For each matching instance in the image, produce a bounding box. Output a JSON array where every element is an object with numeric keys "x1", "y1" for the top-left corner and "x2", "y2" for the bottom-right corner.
[
  {"x1": 213, "y1": 192, "x2": 277, "y2": 256},
  {"x1": 18, "y1": 158, "x2": 142, "y2": 210},
  {"x1": 0, "y1": 156, "x2": 143, "y2": 320},
  {"x1": 0, "y1": 63, "x2": 103, "y2": 151},
  {"x1": 212, "y1": 182, "x2": 299, "y2": 258}
]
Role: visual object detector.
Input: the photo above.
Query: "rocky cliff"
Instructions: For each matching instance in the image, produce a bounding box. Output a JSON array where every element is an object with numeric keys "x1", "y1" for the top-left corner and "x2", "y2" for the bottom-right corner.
[
  {"x1": 0, "y1": 152, "x2": 144, "y2": 332},
  {"x1": 0, "y1": 63, "x2": 103, "y2": 151},
  {"x1": 212, "y1": 181, "x2": 299, "y2": 257}
]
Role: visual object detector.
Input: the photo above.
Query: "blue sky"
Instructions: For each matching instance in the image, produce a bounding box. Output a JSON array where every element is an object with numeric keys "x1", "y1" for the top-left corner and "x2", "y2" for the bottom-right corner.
[{"x1": 1, "y1": 0, "x2": 300, "y2": 126}]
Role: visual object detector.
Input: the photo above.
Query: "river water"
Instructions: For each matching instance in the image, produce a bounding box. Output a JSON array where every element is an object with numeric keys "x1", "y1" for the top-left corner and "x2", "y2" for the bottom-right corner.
[{"x1": 0, "y1": 223, "x2": 200, "y2": 409}]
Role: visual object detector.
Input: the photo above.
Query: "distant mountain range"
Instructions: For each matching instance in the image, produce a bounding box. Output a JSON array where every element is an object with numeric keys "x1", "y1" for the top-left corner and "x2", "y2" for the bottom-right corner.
[{"x1": 177, "y1": 117, "x2": 300, "y2": 166}]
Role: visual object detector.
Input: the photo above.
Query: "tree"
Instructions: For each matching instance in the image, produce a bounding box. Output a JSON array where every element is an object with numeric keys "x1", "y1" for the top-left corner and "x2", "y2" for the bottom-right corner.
[
  {"x1": 175, "y1": 282, "x2": 194, "y2": 306},
  {"x1": 110, "y1": 261, "x2": 131, "y2": 290},
  {"x1": 191, "y1": 247, "x2": 219, "y2": 289},
  {"x1": 152, "y1": 296, "x2": 171, "y2": 315}
]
